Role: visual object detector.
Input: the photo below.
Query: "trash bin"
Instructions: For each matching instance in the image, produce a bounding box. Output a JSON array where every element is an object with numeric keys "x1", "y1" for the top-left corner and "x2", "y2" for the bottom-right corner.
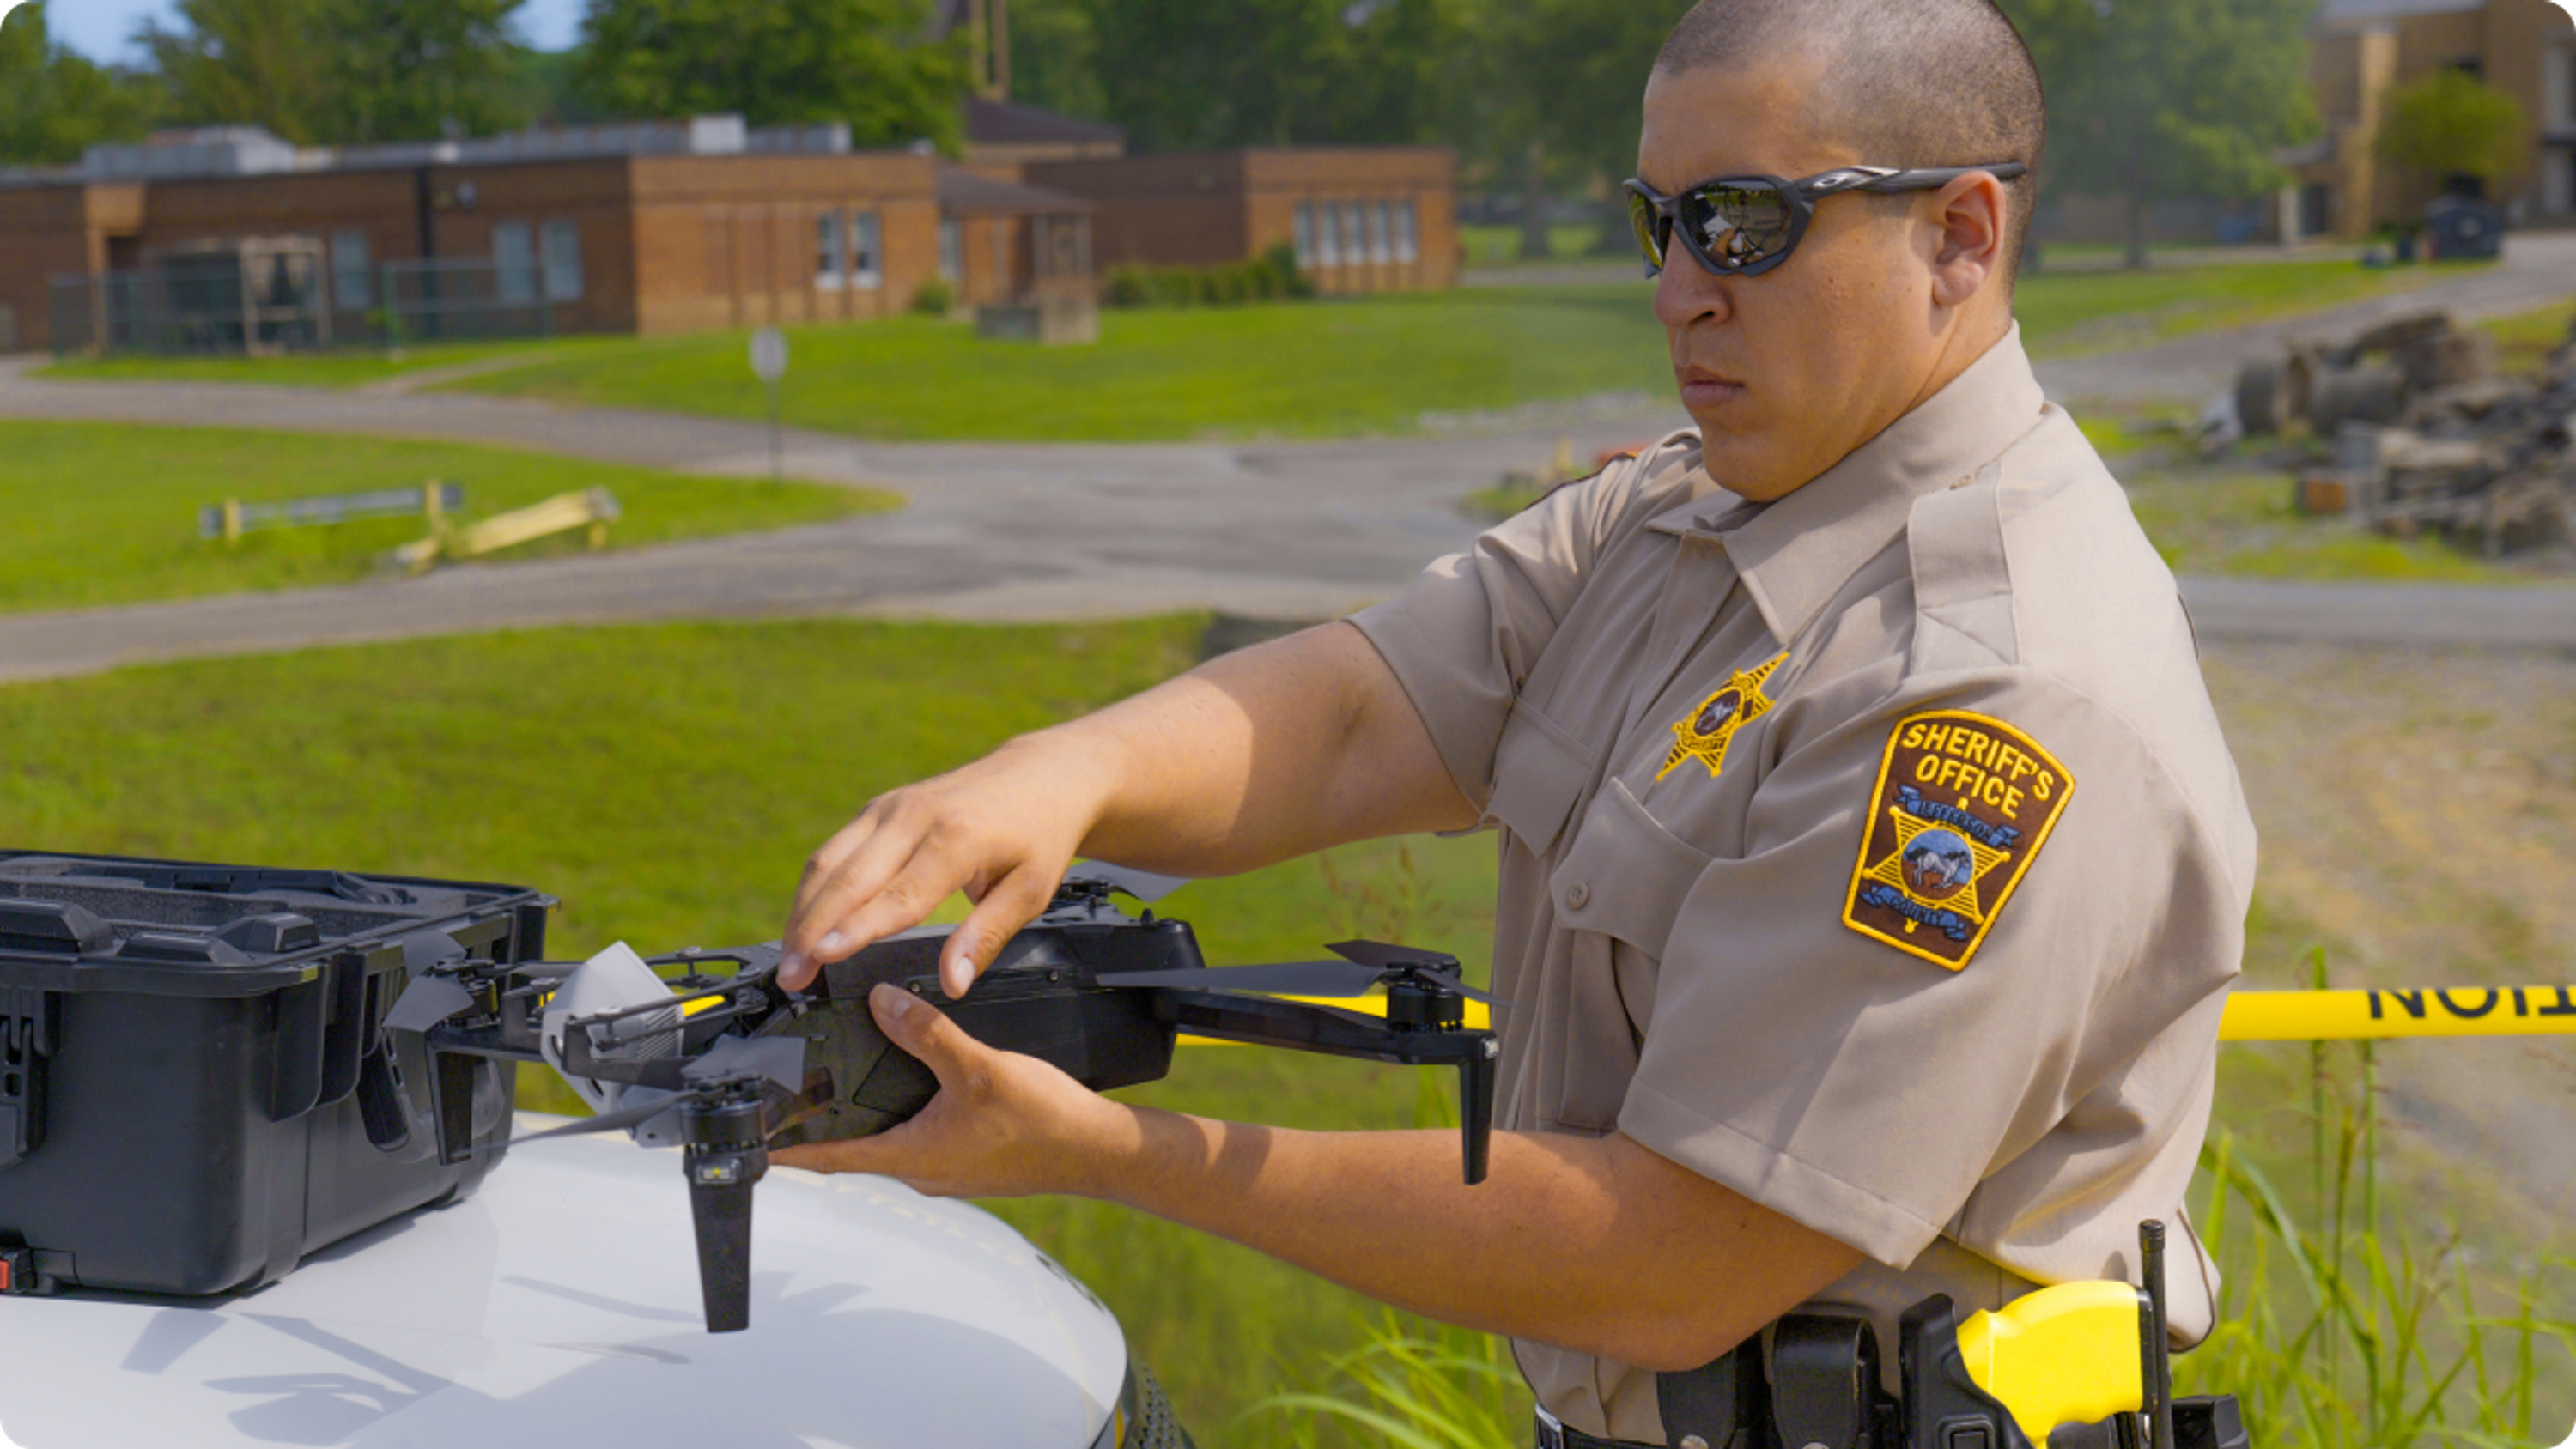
[{"x1": 2424, "y1": 195, "x2": 2505, "y2": 261}]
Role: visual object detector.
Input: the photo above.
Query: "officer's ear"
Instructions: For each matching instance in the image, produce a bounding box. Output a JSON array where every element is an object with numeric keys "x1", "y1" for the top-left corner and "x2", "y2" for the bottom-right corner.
[{"x1": 1923, "y1": 173, "x2": 2010, "y2": 312}]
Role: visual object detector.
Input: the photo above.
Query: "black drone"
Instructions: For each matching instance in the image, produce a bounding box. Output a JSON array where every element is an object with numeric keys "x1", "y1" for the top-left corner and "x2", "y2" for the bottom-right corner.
[{"x1": 384, "y1": 864, "x2": 1502, "y2": 1333}]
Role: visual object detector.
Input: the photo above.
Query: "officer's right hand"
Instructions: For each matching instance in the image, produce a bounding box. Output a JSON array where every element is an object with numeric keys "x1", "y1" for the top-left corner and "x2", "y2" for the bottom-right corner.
[{"x1": 778, "y1": 734, "x2": 1115, "y2": 1000}]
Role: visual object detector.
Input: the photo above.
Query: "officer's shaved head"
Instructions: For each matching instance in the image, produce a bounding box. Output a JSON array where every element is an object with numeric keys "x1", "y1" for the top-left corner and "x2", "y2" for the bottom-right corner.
[{"x1": 1654, "y1": 0, "x2": 2046, "y2": 279}]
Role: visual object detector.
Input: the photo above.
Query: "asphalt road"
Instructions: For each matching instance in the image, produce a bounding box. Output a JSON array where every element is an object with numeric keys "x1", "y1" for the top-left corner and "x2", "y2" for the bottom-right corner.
[{"x1": 0, "y1": 238, "x2": 2570, "y2": 683}]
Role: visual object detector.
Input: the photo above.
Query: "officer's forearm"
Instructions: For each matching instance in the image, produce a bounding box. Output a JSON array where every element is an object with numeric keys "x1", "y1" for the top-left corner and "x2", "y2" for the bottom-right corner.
[
  {"x1": 1066, "y1": 1107, "x2": 1865, "y2": 1372},
  {"x1": 1065, "y1": 620, "x2": 1476, "y2": 875}
]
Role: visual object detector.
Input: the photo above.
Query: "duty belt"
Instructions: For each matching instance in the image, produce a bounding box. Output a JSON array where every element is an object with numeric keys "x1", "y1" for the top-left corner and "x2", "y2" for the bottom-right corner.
[{"x1": 1530, "y1": 1289, "x2": 2249, "y2": 1449}]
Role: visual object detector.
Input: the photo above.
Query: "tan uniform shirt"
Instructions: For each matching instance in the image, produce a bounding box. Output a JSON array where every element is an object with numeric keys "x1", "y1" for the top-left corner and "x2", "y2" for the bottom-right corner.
[{"x1": 1350, "y1": 327, "x2": 2257, "y2": 1443}]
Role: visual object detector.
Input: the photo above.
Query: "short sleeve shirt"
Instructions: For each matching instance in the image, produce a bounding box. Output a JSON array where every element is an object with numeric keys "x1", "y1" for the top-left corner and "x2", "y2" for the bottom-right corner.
[{"x1": 1349, "y1": 327, "x2": 2257, "y2": 1443}]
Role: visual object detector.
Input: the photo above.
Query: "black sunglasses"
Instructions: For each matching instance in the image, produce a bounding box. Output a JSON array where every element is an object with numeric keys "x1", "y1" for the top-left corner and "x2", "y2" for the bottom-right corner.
[{"x1": 1625, "y1": 163, "x2": 2029, "y2": 279}]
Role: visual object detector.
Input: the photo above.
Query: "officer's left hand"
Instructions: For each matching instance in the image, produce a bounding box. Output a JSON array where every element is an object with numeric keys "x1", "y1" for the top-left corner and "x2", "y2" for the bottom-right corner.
[{"x1": 770, "y1": 983, "x2": 1125, "y2": 1198}]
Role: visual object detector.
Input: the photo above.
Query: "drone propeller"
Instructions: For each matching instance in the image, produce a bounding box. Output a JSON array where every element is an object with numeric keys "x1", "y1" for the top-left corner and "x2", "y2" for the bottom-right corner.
[
  {"x1": 1325, "y1": 939, "x2": 1504, "y2": 1007},
  {"x1": 384, "y1": 973, "x2": 477, "y2": 1034},
  {"x1": 682, "y1": 1034, "x2": 808, "y2": 1094},
  {"x1": 1060, "y1": 859, "x2": 1191, "y2": 904},
  {"x1": 1097, "y1": 941, "x2": 1505, "y2": 1007},
  {"x1": 474, "y1": 1034, "x2": 812, "y2": 1154},
  {"x1": 473, "y1": 1090, "x2": 683, "y2": 1152}
]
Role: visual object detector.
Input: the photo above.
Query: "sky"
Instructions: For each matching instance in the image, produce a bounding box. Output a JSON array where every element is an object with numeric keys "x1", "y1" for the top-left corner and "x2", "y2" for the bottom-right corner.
[{"x1": 35, "y1": 0, "x2": 588, "y2": 63}]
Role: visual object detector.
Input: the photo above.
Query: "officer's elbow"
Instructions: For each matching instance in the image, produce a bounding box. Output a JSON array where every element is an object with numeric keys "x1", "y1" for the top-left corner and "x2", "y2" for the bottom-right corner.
[{"x1": 1591, "y1": 1312, "x2": 1759, "y2": 1375}]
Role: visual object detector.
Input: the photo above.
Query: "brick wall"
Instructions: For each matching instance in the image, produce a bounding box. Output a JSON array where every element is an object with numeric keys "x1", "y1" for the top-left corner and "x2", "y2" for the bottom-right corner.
[
  {"x1": 1024, "y1": 146, "x2": 1459, "y2": 292},
  {"x1": 629, "y1": 153, "x2": 940, "y2": 335}
]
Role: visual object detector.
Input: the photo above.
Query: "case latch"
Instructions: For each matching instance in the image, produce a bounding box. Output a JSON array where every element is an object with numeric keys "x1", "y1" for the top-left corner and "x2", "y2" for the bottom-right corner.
[{"x1": 0, "y1": 985, "x2": 60, "y2": 1169}]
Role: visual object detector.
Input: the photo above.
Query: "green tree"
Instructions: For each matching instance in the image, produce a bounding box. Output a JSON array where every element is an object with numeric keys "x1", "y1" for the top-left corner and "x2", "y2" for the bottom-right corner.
[
  {"x1": 143, "y1": 0, "x2": 532, "y2": 143},
  {"x1": 2376, "y1": 67, "x2": 2527, "y2": 193},
  {"x1": 0, "y1": 3, "x2": 159, "y2": 166},
  {"x1": 141, "y1": 0, "x2": 343, "y2": 143},
  {"x1": 330, "y1": 0, "x2": 531, "y2": 142},
  {"x1": 1463, "y1": 0, "x2": 1686, "y2": 258},
  {"x1": 575, "y1": 0, "x2": 971, "y2": 150},
  {"x1": 1082, "y1": 0, "x2": 1477, "y2": 151},
  {"x1": 2001, "y1": 0, "x2": 2319, "y2": 269},
  {"x1": 1000, "y1": 0, "x2": 1110, "y2": 123}
]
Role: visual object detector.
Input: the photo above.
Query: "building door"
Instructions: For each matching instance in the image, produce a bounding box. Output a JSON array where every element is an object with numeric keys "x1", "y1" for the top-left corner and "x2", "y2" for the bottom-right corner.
[{"x1": 2299, "y1": 185, "x2": 2333, "y2": 240}]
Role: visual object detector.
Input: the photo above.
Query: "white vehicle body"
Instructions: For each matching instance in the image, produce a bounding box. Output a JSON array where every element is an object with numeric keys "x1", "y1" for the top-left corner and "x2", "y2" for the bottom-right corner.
[{"x1": 0, "y1": 1115, "x2": 1136, "y2": 1449}]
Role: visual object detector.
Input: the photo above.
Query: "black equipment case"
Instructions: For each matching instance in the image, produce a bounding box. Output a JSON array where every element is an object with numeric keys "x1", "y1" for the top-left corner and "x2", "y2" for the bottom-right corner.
[{"x1": 0, "y1": 852, "x2": 550, "y2": 1298}]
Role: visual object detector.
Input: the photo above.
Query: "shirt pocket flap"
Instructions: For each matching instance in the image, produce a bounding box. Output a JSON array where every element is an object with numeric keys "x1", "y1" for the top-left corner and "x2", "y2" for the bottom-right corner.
[
  {"x1": 1486, "y1": 702, "x2": 1599, "y2": 854},
  {"x1": 1551, "y1": 777, "x2": 1712, "y2": 961}
]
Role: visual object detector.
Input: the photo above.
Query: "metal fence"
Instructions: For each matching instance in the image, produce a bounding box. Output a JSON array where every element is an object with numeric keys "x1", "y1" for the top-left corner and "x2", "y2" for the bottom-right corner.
[
  {"x1": 375, "y1": 258, "x2": 558, "y2": 347},
  {"x1": 49, "y1": 255, "x2": 558, "y2": 358},
  {"x1": 50, "y1": 246, "x2": 332, "y2": 358}
]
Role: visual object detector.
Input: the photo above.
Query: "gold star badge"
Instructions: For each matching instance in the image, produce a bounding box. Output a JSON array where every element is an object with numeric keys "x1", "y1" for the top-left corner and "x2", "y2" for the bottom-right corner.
[
  {"x1": 1658, "y1": 652, "x2": 1787, "y2": 781},
  {"x1": 1861, "y1": 809, "x2": 2011, "y2": 929}
]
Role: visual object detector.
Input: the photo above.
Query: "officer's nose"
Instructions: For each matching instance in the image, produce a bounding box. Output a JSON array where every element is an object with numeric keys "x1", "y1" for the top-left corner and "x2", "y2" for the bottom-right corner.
[{"x1": 1653, "y1": 253, "x2": 1736, "y2": 332}]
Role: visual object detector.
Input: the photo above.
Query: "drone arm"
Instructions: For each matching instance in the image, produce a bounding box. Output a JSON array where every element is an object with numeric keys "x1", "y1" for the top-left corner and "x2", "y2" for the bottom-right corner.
[{"x1": 1156, "y1": 990, "x2": 1498, "y2": 1184}]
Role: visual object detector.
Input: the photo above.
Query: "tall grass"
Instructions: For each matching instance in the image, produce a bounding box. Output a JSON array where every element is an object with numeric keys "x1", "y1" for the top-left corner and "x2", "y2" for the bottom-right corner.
[{"x1": 2181, "y1": 967, "x2": 2576, "y2": 1447}]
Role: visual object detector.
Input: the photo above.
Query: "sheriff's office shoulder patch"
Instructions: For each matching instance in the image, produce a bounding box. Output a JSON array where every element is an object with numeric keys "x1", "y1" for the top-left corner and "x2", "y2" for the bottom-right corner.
[
  {"x1": 1658, "y1": 652, "x2": 1787, "y2": 782},
  {"x1": 1842, "y1": 710, "x2": 2075, "y2": 970}
]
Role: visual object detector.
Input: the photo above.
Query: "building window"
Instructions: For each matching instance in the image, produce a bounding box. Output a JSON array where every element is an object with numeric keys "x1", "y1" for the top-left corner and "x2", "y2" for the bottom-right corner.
[
  {"x1": 850, "y1": 210, "x2": 882, "y2": 289},
  {"x1": 938, "y1": 219, "x2": 963, "y2": 282},
  {"x1": 816, "y1": 211, "x2": 845, "y2": 289},
  {"x1": 542, "y1": 220, "x2": 583, "y2": 302},
  {"x1": 1394, "y1": 199, "x2": 1419, "y2": 264},
  {"x1": 1369, "y1": 200, "x2": 1393, "y2": 264},
  {"x1": 331, "y1": 229, "x2": 372, "y2": 309},
  {"x1": 1315, "y1": 201, "x2": 1340, "y2": 266},
  {"x1": 1035, "y1": 215, "x2": 1086, "y2": 278},
  {"x1": 1341, "y1": 202, "x2": 1366, "y2": 266},
  {"x1": 1294, "y1": 203, "x2": 1315, "y2": 267},
  {"x1": 493, "y1": 221, "x2": 537, "y2": 304}
]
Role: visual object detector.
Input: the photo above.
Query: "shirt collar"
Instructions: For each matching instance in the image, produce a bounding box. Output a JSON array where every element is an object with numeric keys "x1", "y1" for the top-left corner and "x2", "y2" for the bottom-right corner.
[{"x1": 1647, "y1": 324, "x2": 2049, "y2": 646}]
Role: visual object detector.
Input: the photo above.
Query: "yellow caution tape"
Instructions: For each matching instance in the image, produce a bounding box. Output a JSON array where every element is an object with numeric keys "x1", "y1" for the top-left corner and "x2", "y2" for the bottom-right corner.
[
  {"x1": 1177, "y1": 987, "x2": 2576, "y2": 1047},
  {"x1": 2220, "y1": 986, "x2": 2576, "y2": 1041}
]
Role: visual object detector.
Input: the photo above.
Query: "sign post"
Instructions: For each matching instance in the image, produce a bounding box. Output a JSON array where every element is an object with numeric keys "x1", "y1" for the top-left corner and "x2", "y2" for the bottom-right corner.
[{"x1": 750, "y1": 327, "x2": 789, "y2": 482}]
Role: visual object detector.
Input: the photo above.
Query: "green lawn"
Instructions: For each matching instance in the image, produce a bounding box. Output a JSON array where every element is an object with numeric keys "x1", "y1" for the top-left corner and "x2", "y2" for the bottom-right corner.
[
  {"x1": 2123, "y1": 468, "x2": 2575, "y2": 585},
  {"x1": 26, "y1": 339, "x2": 586, "y2": 390},
  {"x1": 2481, "y1": 298, "x2": 2576, "y2": 374},
  {"x1": 2013, "y1": 258, "x2": 2473, "y2": 357},
  {"x1": 0, "y1": 421, "x2": 896, "y2": 615},
  {"x1": 33, "y1": 262, "x2": 2465, "y2": 444},
  {"x1": 430, "y1": 288, "x2": 1676, "y2": 442},
  {"x1": 1458, "y1": 221, "x2": 1618, "y2": 266}
]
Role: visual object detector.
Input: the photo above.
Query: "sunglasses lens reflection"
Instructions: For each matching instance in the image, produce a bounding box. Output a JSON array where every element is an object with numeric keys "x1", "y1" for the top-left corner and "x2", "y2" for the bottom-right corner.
[
  {"x1": 1682, "y1": 183, "x2": 1794, "y2": 271},
  {"x1": 1626, "y1": 190, "x2": 1667, "y2": 270}
]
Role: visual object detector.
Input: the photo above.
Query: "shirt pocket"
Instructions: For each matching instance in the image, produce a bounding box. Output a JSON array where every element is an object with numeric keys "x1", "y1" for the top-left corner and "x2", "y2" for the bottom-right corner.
[
  {"x1": 1538, "y1": 778, "x2": 1714, "y2": 1133},
  {"x1": 1486, "y1": 700, "x2": 1601, "y2": 856}
]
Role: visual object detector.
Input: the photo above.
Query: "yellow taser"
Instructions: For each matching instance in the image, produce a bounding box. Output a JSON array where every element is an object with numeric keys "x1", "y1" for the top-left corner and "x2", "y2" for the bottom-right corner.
[{"x1": 1955, "y1": 1279, "x2": 2151, "y2": 1443}]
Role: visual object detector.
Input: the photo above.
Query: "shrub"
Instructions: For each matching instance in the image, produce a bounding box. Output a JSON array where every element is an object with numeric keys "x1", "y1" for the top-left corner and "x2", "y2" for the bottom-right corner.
[
  {"x1": 1099, "y1": 247, "x2": 1316, "y2": 311},
  {"x1": 908, "y1": 278, "x2": 955, "y2": 317}
]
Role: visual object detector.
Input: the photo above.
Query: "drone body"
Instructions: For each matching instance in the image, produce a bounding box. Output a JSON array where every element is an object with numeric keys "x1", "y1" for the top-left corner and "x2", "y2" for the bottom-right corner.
[{"x1": 389, "y1": 865, "x2": 1502, "y2": 1333}]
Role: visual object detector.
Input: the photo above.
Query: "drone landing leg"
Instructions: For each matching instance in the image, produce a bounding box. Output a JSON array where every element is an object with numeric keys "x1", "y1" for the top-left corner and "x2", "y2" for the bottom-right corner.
[
  {"x1": 1458, "y1": 1044, "x2": 1496, "y2": 1186},
  {"x1": 687, "y1": 1164, "x2": 762, "y2": 1332},
  {"x1": 682, "y1": 1091, "x2": 771, "y2": 1333}
]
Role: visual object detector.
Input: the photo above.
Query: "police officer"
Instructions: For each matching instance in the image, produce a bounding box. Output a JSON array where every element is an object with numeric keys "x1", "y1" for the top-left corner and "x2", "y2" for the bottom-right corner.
[{"x1": 773, "y1": 1, "x2": 2257, "y2": 1444}]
